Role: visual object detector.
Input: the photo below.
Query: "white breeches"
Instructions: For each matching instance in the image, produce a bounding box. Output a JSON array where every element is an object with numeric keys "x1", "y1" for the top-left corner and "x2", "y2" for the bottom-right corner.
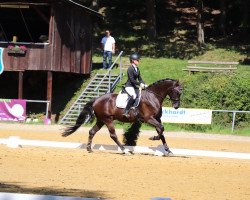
[{"x1": 125, "y1": 87, "x2": 136, "y2": 99}]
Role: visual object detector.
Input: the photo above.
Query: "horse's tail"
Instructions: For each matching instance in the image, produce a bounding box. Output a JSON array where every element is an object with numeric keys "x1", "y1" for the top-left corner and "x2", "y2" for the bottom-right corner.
[{"x1": 62, "y1": 98, "x2": 96, "y2": 137}]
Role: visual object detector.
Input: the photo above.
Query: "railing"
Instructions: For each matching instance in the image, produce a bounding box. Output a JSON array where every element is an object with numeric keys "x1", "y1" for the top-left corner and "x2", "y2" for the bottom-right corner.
[
  {"x1": 94, "y1": 51, "x2": 123, "y2": 93},
  {"x1": 26, "y1": 100, "x2": 50, "y2": 119},
  {"x1": 212, "y1": 110, "x2": 250, "y2": 132}
]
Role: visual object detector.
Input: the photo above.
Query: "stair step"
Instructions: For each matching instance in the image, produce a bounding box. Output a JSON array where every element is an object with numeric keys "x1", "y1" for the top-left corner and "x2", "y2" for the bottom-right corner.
[
  {"x1": 96, "y1": 77, "x2": 118, "y2": 79},
  {"x1": 84, "y1": 91, "x2": 105, "y2": 94},
  {"x1": 60, "y1": 72, "x2": 121, "y2": 125},
  {"x1": 91, "y1": 81, "x2": 116, "y2": 83}
]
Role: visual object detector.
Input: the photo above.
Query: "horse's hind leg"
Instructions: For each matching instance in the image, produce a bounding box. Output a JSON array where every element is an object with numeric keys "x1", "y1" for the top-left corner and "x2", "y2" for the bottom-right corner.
[
  {"x1": 87, "y1": 120, "x2": 104, "y2": 152},
  {"x1": 105, "y1": 120, "x2": 131, "y2": 154}
]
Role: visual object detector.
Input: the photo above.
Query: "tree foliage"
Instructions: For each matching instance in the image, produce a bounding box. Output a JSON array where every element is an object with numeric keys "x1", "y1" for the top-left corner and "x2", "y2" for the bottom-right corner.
[{"x1": 93, "y1": 0, "x2": 250, "y2": 58}]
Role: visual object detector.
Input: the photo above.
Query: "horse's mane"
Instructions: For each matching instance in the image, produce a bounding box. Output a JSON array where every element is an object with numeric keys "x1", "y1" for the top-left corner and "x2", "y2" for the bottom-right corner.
[{"x1": 147, "y1": 78, "x2": 178, "y2": 88}]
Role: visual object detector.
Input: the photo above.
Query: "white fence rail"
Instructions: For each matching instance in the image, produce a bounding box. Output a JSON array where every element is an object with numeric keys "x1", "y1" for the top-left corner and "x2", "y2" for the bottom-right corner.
[
  {"x1": 212, "y1": 110, "x2": 250, "y2": 132},
  {"x1": 26, "y1": 99, "x2": 50, "y2": 119}
]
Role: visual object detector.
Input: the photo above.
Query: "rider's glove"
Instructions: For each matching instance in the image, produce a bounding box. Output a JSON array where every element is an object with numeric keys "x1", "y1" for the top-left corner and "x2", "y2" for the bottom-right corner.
[{"x1": 140, "y1": 83, "x2": 146, "y2": 89}]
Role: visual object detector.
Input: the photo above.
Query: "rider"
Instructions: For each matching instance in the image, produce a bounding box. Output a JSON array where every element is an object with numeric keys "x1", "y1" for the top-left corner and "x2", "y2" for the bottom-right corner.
[{"x1": 123, "y1": 53, "x2": 147, "y2": 117}]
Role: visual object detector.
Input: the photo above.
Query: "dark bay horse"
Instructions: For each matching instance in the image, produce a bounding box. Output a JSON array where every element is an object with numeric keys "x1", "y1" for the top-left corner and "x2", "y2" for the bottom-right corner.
[{"x1": 62, "y1": 78, "x2": 182, "y2": 156}]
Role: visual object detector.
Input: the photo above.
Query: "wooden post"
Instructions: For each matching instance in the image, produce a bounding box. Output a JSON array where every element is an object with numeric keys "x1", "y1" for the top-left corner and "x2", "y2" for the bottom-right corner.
[
  {"x1": 47, "y1": 71, "x2": 53, "y2": 119},
  {"x1": 18, "y1": 71, "x2": 23, "y2": 99}
]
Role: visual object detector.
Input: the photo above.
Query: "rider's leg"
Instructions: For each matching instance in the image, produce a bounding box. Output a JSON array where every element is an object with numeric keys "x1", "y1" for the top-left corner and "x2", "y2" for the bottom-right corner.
[
  {"x1": 123, "y1": 97, "x2": 135, "y2": 117},
  {"x1": 123, "y1": 87, "x2": 136, "y2": 117}
]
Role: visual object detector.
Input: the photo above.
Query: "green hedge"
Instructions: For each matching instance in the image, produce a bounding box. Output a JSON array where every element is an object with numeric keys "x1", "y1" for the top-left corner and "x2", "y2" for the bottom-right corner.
[{"x1": 181, "y1": 72, "x2": 250, "y2": 128}]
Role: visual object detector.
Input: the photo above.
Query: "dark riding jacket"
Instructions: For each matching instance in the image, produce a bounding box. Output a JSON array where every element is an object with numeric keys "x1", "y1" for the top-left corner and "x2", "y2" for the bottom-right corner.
[{"x1": 125, "y1": 65, "x2": 145, "y2": 88}]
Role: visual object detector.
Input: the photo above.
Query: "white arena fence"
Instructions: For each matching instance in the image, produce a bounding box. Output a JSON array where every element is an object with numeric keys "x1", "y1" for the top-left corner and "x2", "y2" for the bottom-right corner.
[
  {"x1": 26, "y1": 99, "x2": 50, "y2": 119},
  {"x1": 161, "y1": 107, "x2": 250, "y2": 132},
  {"x1": 212, "y1": 110, "x2": 250, "y2": 132},
  {"x1": 0, "y1": 192, "x2": 101, "y2": 200},
  {"x1": 1, "y1": 136, "x2": 250, "y2": 160}
]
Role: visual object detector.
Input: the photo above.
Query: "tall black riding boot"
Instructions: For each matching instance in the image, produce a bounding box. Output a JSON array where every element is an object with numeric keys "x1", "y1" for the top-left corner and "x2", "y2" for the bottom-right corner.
[{"x1": 123, "y1": 98, "x2": 135, "y2": 117}]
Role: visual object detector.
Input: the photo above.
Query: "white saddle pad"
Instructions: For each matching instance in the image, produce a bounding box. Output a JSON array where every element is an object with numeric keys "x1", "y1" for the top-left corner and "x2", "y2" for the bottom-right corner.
[
  {"x1": 116, "y1": 91, "x2": 129, "y2": 108},
  {"x1": 116, "y1": 90, "x2": 141, "y2": 109}
]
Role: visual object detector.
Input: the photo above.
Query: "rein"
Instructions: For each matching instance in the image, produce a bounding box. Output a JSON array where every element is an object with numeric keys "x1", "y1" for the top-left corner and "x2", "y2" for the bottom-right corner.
[
  {"x1": 145, "y1": 87, "x2": 179, "y2": 101},
  {"x1": 145, "y1": 88, "x2": 165, "y2": 100}
]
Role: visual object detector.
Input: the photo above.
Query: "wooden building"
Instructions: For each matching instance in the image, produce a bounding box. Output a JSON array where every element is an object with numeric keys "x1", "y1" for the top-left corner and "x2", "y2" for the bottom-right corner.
[{"x1": 0, "y1": 0, "x2": 102, "y2": 118}]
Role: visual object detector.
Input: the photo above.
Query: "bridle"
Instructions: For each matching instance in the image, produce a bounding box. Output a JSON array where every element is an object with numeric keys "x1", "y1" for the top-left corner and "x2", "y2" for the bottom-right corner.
[
  {"x1": 145, "y1": 86, "x2": 181, "y2": 102},
  {"x1": 144, "y1": 88, "x2": 165, "y2": 100}
]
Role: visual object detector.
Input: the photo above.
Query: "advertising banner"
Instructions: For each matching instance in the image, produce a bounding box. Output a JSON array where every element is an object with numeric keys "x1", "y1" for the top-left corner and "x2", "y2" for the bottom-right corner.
[
  {"x1": 161, "y1": 107, "x2": 212, "y2": 124},
  {"x1": 0, "y1": 99, "x2": 26, "y2": 122},
  {"x1": 0, "y1": 47, "x2": 4, "y2": 74}
]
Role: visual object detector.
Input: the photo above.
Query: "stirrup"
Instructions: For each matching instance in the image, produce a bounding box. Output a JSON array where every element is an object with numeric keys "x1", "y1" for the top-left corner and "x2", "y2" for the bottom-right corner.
[
  {"x1": 123, "y1": 112, "x2": 130, "y2": 117},
  {"x1": 123, "y1": 110, "x2": 130, "y2": 117}
]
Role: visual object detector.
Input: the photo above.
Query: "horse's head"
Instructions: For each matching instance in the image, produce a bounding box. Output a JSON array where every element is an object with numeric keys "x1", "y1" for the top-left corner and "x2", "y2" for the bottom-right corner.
[
  {"x1": 146, "y1": 78, "x2": 183, "y2": 109},
  {"x1": 168, "y1": 81, "x2": 182, "y2": 109}
]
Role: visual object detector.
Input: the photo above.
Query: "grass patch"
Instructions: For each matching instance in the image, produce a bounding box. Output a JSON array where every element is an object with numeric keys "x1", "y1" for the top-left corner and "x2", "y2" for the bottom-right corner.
[{"x1": 192, "y1": 48, "x2": 247, "y2": 62}]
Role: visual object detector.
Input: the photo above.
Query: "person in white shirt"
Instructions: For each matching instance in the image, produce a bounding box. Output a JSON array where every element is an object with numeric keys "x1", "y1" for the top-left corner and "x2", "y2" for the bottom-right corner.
[{"x1": 101, "y1": 30, "x2": 115, "y2": 69}]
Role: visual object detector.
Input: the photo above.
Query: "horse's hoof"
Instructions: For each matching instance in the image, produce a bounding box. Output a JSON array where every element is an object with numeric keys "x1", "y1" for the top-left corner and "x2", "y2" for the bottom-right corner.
[
  {"x1": 165, "y1": 150, "x2": 174, "y2": 157},
  {"x1": 122, "y1": 149, "x2": 133, "y2": 155},
  {"x1": 87, "y1": 147, "x2": 93, "y2": 153},
  {"x1": 123, "y1": 113, "x2": 130, "y2": 118},
  {"x1": 149, "y1": 136, "x2": 160, "y2": 140}
]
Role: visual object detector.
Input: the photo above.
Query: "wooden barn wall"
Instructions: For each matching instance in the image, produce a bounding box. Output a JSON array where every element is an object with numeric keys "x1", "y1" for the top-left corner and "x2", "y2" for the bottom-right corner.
[
  {"x1": 1, "y1": 4, "x2": 93, "y2": 74},
  {"x1": 52, "y1": 4, "x2": 93, "y2": 74},
  {"x1": 2, "y1": 45, "x2": 51, "y2": 71}
]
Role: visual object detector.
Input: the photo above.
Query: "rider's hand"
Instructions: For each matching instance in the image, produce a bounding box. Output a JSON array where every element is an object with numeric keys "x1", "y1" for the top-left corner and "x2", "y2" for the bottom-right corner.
[
  {"x1": 144, "y1": 84, "x2": 148, "y2": 88},
  {"x1": 140, "y1": 83, "x2": 146, "y2": 89}
]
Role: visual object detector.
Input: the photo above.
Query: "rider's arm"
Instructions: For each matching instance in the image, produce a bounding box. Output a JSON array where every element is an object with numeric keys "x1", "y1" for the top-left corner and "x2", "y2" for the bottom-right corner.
[
  {"x1": 138, "y1": 69, "x2": 145, "y2": 84},
  {"x1": 127, "y1": 67, "x2": 139, "y2": 87}
]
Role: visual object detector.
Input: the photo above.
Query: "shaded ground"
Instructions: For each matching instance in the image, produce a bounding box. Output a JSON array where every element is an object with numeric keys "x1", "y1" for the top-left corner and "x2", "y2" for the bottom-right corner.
[{"x1": 0, "y1": 124, "x2": 250, "y2": 200}]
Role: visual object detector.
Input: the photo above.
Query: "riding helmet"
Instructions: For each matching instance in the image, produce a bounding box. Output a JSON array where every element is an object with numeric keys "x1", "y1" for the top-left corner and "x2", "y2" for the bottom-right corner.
[{"x1": 130, "y1": 53, "x2": 140, "y2": 61}]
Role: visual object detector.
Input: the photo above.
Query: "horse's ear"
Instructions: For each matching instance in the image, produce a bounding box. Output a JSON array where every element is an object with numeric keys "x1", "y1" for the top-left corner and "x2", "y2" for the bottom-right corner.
[
  {"x1": 177, "y1": 80, "x2": 185, "y2": 86},
  {"x1": 176, "y1": 80, "x2": 184, "y2": 92},
  {"x1": 175, "y1": 80, "x2": 181, "y2": 86}
]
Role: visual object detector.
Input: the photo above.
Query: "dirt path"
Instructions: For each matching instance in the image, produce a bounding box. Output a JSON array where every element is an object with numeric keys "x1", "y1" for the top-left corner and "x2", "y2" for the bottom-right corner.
[{"x1": 0, "y1": 123, "x2": 250, "y2": 200}]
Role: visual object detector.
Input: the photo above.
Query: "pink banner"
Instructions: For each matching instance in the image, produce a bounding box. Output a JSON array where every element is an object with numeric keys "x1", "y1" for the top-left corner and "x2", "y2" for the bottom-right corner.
[{"x1": 0, "y1": 99, "x2": 26, "y2": 122}]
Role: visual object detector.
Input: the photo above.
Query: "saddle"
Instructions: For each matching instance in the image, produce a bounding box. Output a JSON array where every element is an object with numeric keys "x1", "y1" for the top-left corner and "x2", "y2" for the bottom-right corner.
[{"x1": 116, "y1": 87, "x2": 141, "y2": 109}]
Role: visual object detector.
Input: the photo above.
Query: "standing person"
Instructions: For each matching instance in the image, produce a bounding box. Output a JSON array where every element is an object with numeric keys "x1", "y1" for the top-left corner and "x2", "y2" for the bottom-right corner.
[
  {"x1": 123, "y1": 53, "x2": 147, "y2": 117},
  {"x1": 101, "y1": 30, "x2": 115, "y2": 69}
]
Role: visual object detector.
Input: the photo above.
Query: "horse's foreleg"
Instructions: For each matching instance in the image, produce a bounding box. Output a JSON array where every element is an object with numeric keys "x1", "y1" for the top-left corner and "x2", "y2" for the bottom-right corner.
[
  {"x1": 87, "y1": 121, "x2": 104, "y2": 152},
  {"x1": 147, "y1": 118, "x2": 173, "y2": 156},
  {"x1": 148, "y1": 117, "x2": 162, "y2": 140}
]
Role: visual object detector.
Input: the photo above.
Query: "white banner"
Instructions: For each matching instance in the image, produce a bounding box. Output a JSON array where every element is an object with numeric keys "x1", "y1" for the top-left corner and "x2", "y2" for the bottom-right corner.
[{"x1": 161, "y1": 107, "x2": 212, "y2": 124}]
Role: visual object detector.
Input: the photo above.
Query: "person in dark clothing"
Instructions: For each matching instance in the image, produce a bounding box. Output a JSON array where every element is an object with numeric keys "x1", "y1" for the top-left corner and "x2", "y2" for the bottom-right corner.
[{"x1": 123, "y1": 53, "x2": 147, "y2": 117}]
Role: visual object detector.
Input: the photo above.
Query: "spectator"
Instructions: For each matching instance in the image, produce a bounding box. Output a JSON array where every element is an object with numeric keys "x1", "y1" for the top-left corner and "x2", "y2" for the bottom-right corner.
[{"x1": 101, "y1": 30, "x2": 115, "y2": 69}]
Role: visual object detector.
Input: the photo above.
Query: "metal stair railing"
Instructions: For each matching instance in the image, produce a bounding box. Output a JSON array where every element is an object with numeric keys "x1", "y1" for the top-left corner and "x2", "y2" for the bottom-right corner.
[
  {"x1": 94, "y1": 51, "x2": 123, "y2": 93},
  {"x1": 60, "y1": 73, "x2": 103, "y2": 125},
  {"x1": 59, "y1": 51, "x2": 124, "y2": 125}
]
